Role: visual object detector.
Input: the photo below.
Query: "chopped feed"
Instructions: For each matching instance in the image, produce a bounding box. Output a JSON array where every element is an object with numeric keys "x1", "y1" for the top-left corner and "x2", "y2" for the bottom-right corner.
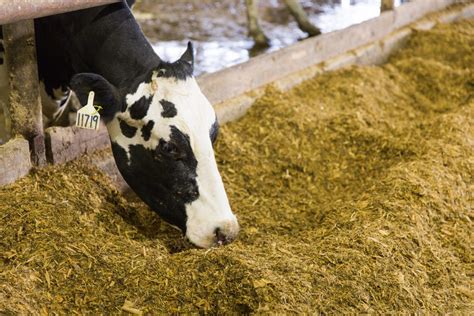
[{"x1": 1, "y1": 19, "x2": 473, "y2": 314}]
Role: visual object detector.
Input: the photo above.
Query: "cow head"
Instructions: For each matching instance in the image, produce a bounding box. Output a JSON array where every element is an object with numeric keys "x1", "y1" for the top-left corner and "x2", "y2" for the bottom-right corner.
[{"x1": 71, "y1": 43, "x2": 239, "y2": 248}]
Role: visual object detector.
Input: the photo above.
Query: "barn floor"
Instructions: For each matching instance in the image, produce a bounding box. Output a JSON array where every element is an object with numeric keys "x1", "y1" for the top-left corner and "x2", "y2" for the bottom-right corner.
[{"x1": 1, "y1": 19, "x2": 473, "y2": 314}]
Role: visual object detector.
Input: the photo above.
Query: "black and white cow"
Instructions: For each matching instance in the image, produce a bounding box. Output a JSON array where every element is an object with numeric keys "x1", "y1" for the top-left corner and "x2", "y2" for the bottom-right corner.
[{"x1": 1, "y1": 0, "x2": 239, "y2": 248}]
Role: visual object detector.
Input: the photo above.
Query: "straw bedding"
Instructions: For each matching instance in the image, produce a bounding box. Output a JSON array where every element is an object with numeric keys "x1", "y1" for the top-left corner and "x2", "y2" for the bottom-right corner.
[{"x1": 1, "y1": 19, "x2": 473, "y2": 313}]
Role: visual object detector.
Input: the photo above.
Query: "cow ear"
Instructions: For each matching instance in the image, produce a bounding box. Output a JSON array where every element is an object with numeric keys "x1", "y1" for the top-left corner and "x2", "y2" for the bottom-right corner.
[
  {"x1": 179, "y1": 41, "x2": 194, "y2": 69},
  {"x1": 70, "y1": 73, "x2": 121, "y2": 121}
]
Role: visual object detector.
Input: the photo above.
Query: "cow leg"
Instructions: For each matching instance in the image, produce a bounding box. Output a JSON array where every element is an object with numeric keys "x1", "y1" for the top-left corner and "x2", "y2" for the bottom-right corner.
[
  {"x1": 245, "y1": 0, "x2": 270, "y2": 47},
  {"x1": 381, "y1": 0, "x2": 395, "y2": 11},
  {"x1": 282, "y1": 0, "x2": 320, "y2": 36}
]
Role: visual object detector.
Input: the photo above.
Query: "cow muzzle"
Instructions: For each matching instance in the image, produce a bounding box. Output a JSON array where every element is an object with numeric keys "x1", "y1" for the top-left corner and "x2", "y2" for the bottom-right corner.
[{"x1": 186, "y1": 214, "x2": 239, "y2": 248}]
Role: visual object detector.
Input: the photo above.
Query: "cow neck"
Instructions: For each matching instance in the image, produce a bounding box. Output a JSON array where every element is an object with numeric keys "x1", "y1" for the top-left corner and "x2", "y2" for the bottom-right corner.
[{"x1": 66, "y1": 3, "x2": 160, "y2": 91}]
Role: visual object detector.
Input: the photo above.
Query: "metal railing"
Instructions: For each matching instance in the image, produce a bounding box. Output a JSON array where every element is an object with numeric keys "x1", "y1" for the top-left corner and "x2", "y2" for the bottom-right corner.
[{"x1": 0, "y1": 0, "x2": 120, "y2": 25}]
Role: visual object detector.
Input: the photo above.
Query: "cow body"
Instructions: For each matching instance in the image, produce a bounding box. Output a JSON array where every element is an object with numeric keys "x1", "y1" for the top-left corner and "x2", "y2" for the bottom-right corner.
[
  {"x1": 1, "y1": 0, "x2": 239, "y2": 248},
  {"x1": 35, "y1": 2, "x2": 158, "y2": 98}
]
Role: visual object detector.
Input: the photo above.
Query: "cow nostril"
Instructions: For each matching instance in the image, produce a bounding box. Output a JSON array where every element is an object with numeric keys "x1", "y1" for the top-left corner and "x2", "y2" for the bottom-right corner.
[{"x1": 214, "y1": 227, "x2": 229, "y2": 246}]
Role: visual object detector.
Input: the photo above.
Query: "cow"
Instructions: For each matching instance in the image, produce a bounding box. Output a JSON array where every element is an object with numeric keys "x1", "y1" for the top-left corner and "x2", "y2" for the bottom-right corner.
[{"x1": 1, "y1": 0, "x2": 239, "y2": 248}]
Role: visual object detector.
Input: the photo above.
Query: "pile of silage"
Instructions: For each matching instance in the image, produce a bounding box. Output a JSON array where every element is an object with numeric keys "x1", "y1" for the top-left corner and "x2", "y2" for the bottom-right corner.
[{"x1": 1, "y1": 19, "x2": 473, "y2": 314}]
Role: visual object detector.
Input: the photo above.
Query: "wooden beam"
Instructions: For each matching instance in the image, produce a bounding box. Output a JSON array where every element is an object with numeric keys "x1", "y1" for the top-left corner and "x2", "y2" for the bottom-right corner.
[{"x1": 3, "y1": 19, "x2": 46, "y2": 166}]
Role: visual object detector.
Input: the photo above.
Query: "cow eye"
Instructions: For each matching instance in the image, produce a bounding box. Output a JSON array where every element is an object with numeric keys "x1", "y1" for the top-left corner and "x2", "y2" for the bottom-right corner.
[
  {"x1": 158, "y1": 140, "x2": 182, "y2": 159},
  {"x1": 162, "y1": 142, "x2": 177, "y2": 154}
]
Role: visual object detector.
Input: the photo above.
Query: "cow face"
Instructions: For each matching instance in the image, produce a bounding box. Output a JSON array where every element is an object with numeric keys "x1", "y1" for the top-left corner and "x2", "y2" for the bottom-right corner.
[{"x1": 71, "y1": 43, "x2": 239, "y2": 248}]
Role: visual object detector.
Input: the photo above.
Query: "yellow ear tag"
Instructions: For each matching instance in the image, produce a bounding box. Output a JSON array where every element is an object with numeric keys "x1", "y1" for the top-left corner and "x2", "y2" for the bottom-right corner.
[{"x1": 76, "y1": 91, "x2": 101, "y2": 130}]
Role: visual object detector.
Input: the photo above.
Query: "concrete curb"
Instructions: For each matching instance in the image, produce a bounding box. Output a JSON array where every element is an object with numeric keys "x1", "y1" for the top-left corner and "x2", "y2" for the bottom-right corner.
[
  {"x1": 0, "y1": 137, "x2": 31, "y2": 186},
  {"x1": 45, "y1": 122, "x2": 110, "y2": 165}
]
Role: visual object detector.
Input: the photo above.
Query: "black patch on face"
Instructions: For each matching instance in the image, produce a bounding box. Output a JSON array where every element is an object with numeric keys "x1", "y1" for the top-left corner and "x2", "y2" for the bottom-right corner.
[
  {"x1": 119, "y1": 118, "x2": 137, "y2": 138},
  {"x1": 110, "y1": 125, "x2": 198, "y2": 231},
  {"x1": 160, "y1": 99, "x2": 177, "y2": 118},
  {"x1": 129, "y1": 95, "x2": 151, "y2": 119},
  {"x1": 156, "y1": 60, "x2": 193, "y2": 81},
  {"x1": 141, "y1": 120, "x2": 155, "y2": 141},
  {"x1": 210, "y1": 118, "x2": 219, "y2": 144}
]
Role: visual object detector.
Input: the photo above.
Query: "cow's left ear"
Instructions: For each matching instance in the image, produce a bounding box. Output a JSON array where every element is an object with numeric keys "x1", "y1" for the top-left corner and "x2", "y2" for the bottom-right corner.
[
  {"x1": 70, "y1": 73, "x2": 121, "y2": 122},
  {"x1": 179, "y1": 41, "x2": 194, "y2": 70}
]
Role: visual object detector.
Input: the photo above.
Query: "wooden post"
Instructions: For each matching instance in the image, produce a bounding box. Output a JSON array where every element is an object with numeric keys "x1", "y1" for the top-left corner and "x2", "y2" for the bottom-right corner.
[{"x1": 3, "y1": 20, "x2": 46, "y2": 166}]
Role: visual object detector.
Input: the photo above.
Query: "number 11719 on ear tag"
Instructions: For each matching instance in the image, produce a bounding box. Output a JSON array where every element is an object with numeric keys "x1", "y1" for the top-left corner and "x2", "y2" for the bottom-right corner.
[{"x1": 76, "y1": 91, "x2": 101, "y2": 130}]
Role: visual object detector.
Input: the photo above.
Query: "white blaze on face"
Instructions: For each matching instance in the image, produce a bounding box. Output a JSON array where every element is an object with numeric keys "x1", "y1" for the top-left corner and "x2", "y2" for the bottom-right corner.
[
  {"x1": 185, "y1": 145, "x2": 239, "y2": 248},
  {"x1": 109, "y1": 72, "x2": 239, "y2": 248},
  {"x1": 178, "y1": 84, "x2": 239, "y2": 248},
  {"x1": 160, "y1": 77, "x2": 239, "y2": 248}
]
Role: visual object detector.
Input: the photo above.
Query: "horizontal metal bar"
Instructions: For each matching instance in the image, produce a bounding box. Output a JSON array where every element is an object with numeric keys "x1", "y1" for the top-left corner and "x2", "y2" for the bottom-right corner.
[{"x1": 0, "y1": 0, "x2": 121, "y2": 25}]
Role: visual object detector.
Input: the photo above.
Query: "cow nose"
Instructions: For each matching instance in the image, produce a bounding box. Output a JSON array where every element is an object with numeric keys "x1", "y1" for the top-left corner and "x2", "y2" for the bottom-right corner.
[
  {"x1": 214, "y1": 226, "x2": 236, "y2": 246},
  {"x1": 186, "y1": 215, "x2": 239, "y2": 248}
]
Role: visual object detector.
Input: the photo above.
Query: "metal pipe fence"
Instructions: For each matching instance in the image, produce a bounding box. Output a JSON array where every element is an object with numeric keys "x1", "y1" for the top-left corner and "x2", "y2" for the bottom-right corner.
[{"x1": 0, "y1": 0, "x2": 120, "y2": 25}]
